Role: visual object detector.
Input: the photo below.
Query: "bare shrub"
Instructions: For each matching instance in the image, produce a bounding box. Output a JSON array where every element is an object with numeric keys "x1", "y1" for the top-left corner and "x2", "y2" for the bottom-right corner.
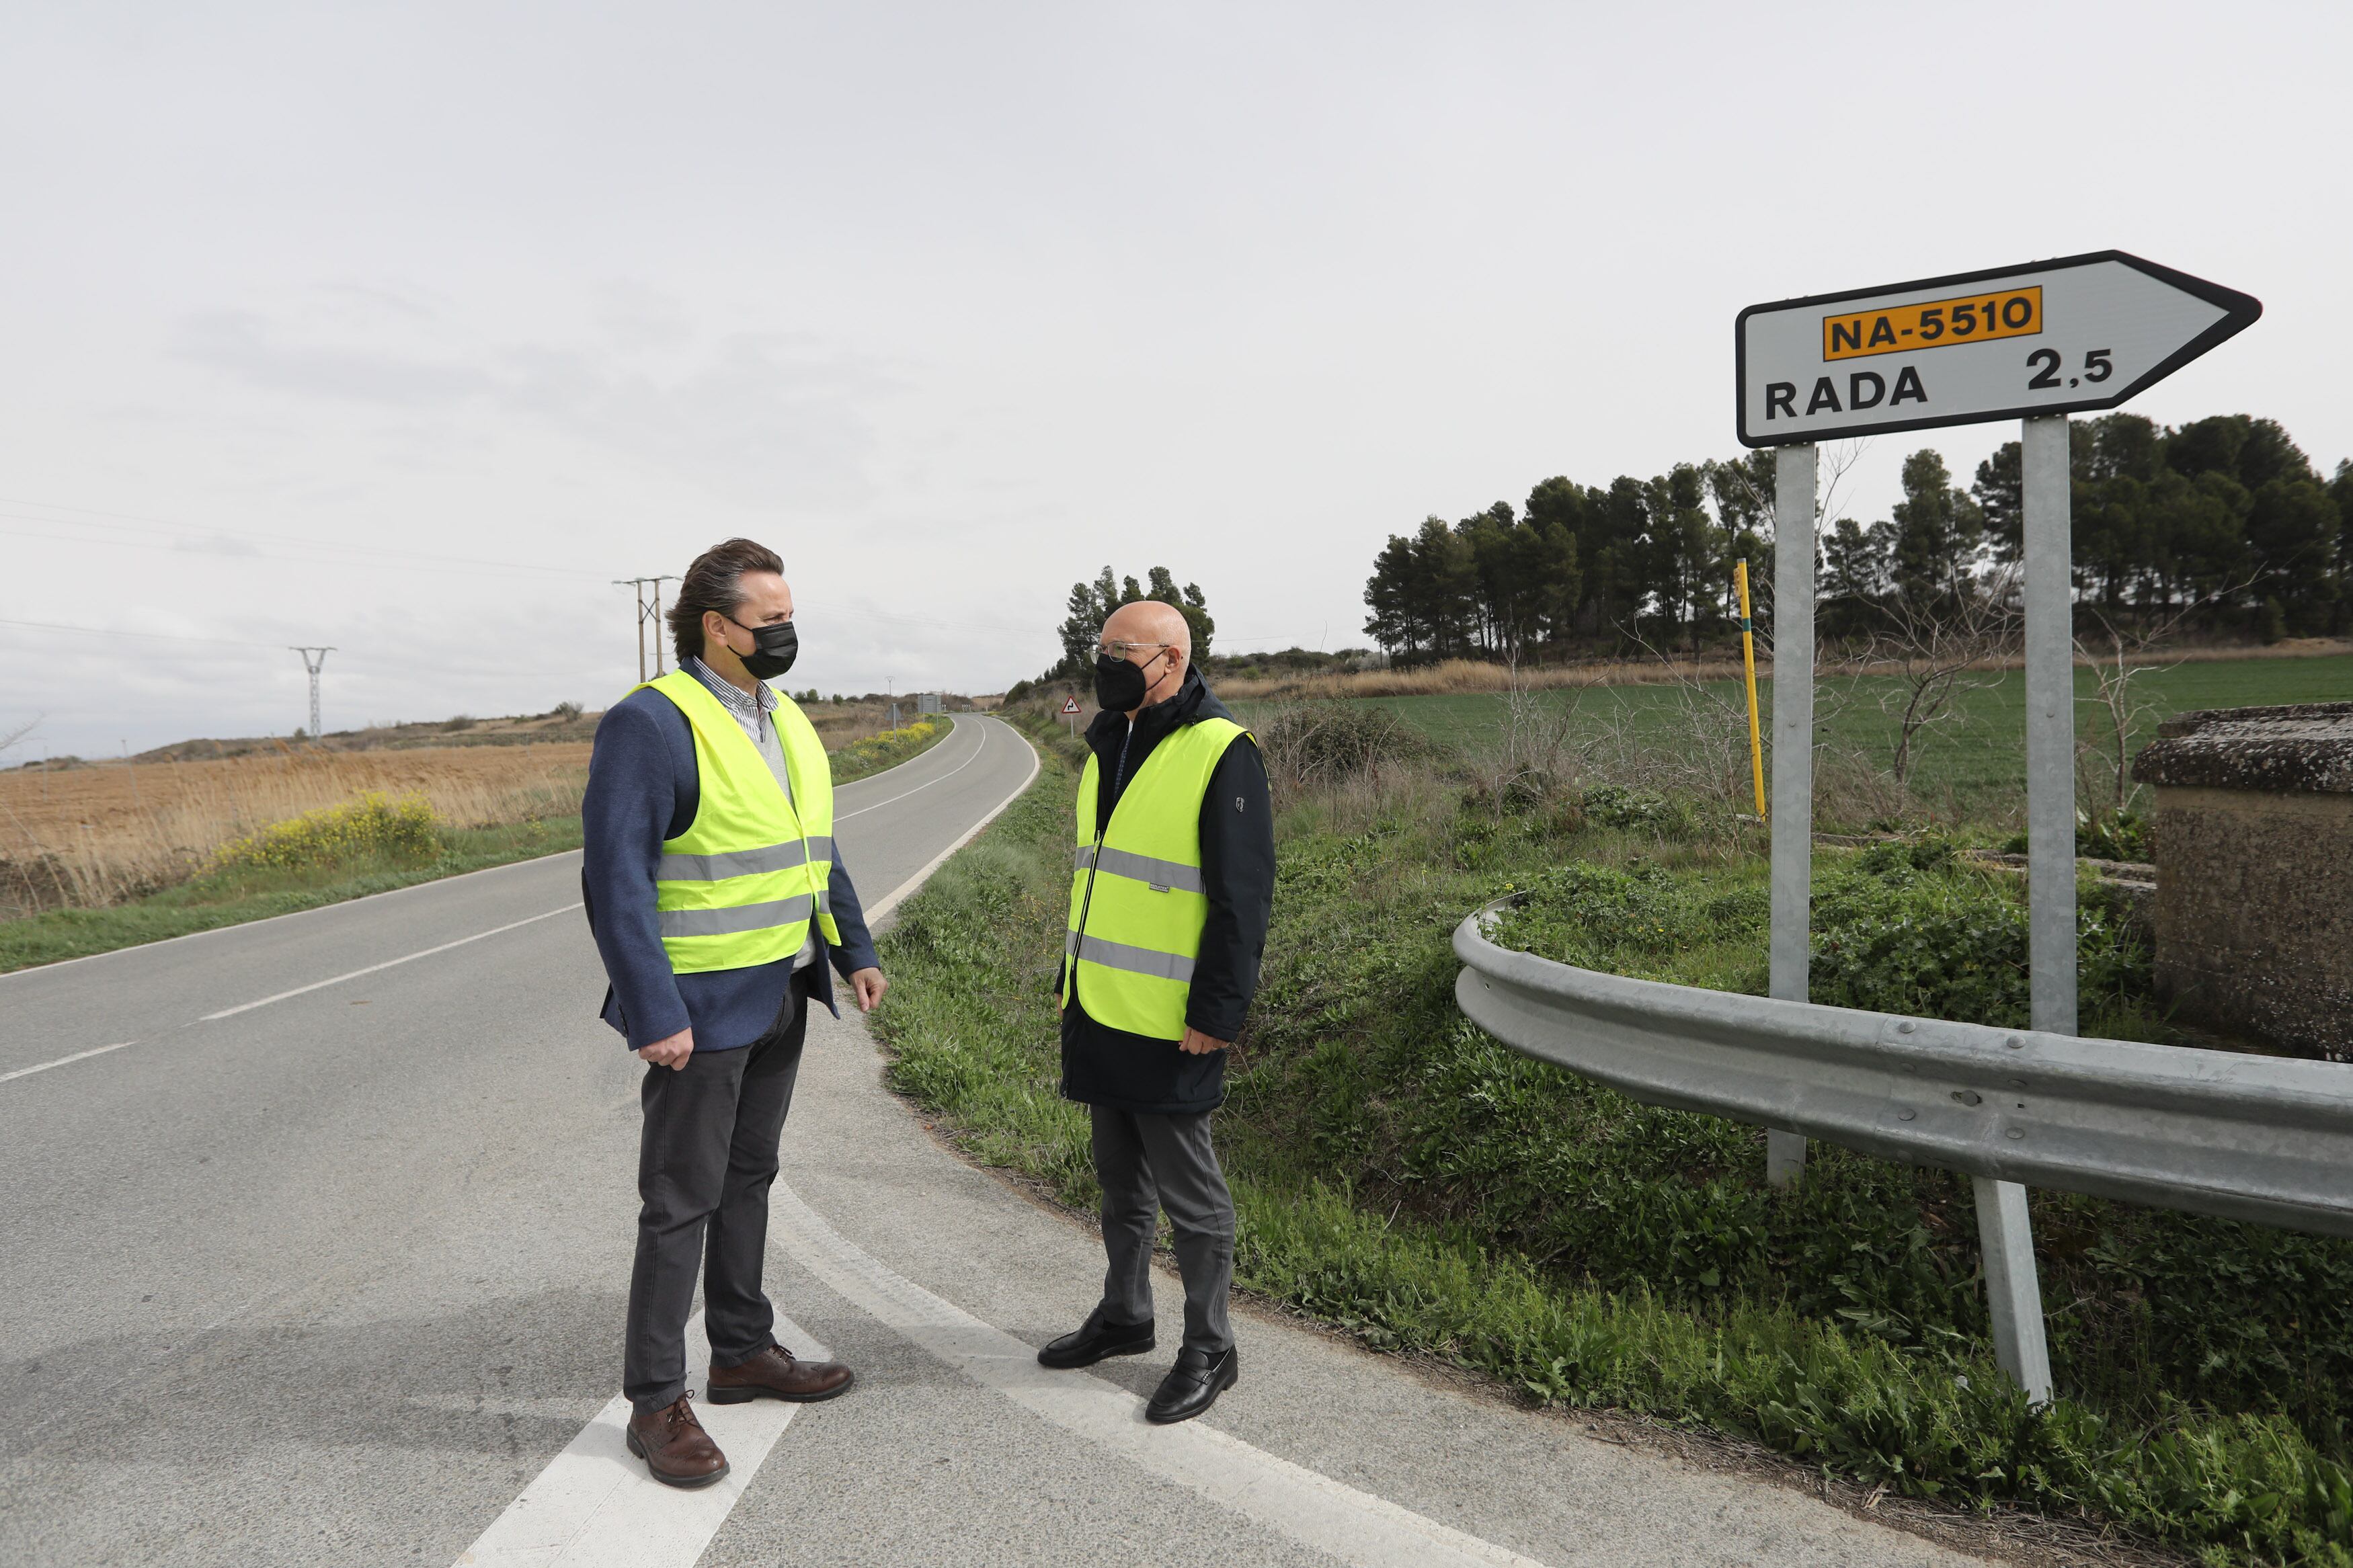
[
  {"x1": 1856, "y1": 565, "x2": 2022, "y2": 788},
  {"x1": 1462, "y1": 669, "x2": 1587, "y2": 812},
  {"x1": 1257, "y1": 702, "x2": 1437, "y2": 810},
  {"x1": 1587, "y1": 636, "x2": 1769, "y2": 818},
  {"x1": 1812, "y1": 748, "x2": 1919, "y2": 833}
]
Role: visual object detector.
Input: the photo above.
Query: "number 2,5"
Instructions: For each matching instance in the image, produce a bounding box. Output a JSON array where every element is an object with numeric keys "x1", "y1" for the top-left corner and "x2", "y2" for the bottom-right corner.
[{"x1": 2027, "y1": 348, "x2": 2112, "y2": 388}]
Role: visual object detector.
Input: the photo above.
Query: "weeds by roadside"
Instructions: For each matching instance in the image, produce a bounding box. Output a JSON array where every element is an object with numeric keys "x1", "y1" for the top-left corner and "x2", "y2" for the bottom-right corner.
[
  {"x1": 210, "y1": 791, "x2": 441, "y2": 872},
  {"x1": 830, "y1": 714, "x2": 952, "y2": 784}
]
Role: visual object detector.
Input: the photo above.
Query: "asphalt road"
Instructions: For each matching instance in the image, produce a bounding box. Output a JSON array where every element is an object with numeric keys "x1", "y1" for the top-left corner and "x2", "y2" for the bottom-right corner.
[{"x1": 0, "y1": 712, "x2": 1987, "y2": 1567}]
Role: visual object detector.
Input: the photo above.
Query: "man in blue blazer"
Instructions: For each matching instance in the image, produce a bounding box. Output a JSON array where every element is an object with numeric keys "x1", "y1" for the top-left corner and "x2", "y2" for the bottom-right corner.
[{"x1": 582, "y1": 537, "x2": 885, "y2": 1488}]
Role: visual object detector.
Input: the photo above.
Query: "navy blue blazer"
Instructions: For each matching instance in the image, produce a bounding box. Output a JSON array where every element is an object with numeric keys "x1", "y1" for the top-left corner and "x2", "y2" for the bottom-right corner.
[{"x1": 581, "y1": 686, "x2": 882, "y2": 1053}]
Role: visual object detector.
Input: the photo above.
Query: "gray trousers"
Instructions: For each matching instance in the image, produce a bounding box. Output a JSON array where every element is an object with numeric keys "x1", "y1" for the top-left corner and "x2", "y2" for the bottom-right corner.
[
  {"x1": 624, "y1": 985, "x2": 807, "y2": 1413},
  {"x1": 1091, "y1": 1104, "x2": 1234, "y2": 1355}
]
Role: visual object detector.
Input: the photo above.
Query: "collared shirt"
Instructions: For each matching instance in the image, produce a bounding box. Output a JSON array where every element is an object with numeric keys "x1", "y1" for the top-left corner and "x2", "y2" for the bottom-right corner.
[
  {"x1": 686, "y1": 655, "x2": 779, "y2": 747},
  {"x1": 684, "y1": 656, "x2": 817, "y2": 970}
]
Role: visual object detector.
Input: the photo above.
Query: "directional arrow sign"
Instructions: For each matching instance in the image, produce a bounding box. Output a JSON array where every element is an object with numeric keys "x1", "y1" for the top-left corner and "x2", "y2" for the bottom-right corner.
[{"x1": 1735, "y1": 251, "x2": 2259, "y2": 447}]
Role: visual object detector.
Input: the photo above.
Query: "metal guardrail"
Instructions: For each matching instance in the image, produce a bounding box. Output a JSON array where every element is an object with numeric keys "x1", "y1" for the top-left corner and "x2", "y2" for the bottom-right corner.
[{"x1": 1453, "y1": 898, "x2": 2353, "y2": 1240}]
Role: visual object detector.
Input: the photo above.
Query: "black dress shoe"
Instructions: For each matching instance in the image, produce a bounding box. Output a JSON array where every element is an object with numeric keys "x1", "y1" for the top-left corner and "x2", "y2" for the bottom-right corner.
[
  {"x1": 1146, "y1": 1345, "x2": 1238, "y2": 1424},
  {"x1": 1037, "y1": 1314, "x2": 1156, "y2": 1370}
]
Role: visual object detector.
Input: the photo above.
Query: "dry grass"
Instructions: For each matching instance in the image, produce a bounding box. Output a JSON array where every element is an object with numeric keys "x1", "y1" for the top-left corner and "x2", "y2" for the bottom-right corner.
[
  {"x1": 0, "y1": 692, "x2": 943, "y2": 917},
  {"x1": 0, "y1": 744, "x2": 590, "y2": 912}
]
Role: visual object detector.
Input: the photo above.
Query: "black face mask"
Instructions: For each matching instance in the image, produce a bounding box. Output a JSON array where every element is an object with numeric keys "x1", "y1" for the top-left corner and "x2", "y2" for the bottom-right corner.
[
  {"x1": 725, "y1": 616, "x2": 799, "y2": 680},
  {"x1": 1092, "y1": 647, "x2": 1166, "y2": 712}
]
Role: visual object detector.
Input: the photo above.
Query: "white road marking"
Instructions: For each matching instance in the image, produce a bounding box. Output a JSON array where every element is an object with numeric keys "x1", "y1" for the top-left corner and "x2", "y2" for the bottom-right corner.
[
  {"x1": 863, "y1": 719, "x2": 1041, "y2": 924},
  {"x1": 200, "y1": 904, "x2": 584, "y2": 1020},
  {"x1": 834, "y1": 715, "x2": 990, "y2": 822},
  {"x1": 0, "y1": 1040, "x2": 136, "y2": 1085},
  {"x1": 768, "y1": 1182, "x2": 1550, "y2": 1568},
  {"x1": 452, "y1": 1311, "x2": 829, "y2": 1568}
]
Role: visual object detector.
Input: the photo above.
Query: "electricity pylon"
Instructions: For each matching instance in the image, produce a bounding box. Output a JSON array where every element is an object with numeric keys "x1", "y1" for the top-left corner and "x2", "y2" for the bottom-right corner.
[
  {"x1": 614, "y1": 577, "x2": 680, "y2": 683},
  {"x1": 288, "y1": 646, "x2": 334, "y2": 737}
]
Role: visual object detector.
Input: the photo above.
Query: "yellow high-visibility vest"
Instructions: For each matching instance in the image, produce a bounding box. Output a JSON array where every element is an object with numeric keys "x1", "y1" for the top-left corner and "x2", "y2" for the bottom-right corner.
[
  {"x1": 642, "y1": 669, "x2": 842, "y2": 973},
  {"x1": 1063, "y1": 716, "x2": 1250, "y2": 1040}
]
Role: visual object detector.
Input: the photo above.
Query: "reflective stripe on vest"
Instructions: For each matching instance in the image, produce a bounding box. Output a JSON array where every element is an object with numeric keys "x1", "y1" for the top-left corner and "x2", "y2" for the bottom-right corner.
[
  {"x1": 1062, "y1": 714, "x2": 1248, "y2": 1040},
  {"x1": 641, "y1": 671, "x2": 843, "y2": 973},
  {"x1": 659, "y1": 887, "x2": 834, "y2": 939},
  {"x1": 1064, "y1": 928, "x2": 1198, "y2": 984},
  {"x1": 657, "y1": 833, "x2": 836, "y2": 882},
  {"x1": 1071, "y1": 842, "x2": 1207, "y2": 895}
]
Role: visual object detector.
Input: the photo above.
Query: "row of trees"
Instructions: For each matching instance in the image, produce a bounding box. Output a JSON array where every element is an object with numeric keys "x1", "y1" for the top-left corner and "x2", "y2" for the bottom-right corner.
[
  {"x1": 1361, "y1": 413, "x2": 2353, "y2": 660},
  {"x1": 1361, "y1": 454, "x2": 1776, "y2": 661}
]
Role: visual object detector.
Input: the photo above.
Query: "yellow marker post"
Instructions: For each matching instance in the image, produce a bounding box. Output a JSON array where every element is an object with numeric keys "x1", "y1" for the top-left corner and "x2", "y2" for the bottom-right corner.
[{"x1": 1736, "y1": 559, "x2": 1767, "y2": 818}]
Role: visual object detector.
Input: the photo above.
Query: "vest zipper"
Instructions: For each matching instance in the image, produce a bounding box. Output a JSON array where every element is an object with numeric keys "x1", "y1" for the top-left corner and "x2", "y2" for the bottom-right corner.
[
  {"x1": 1068, "y1": 720, "x2": 1131, "y2": 1000},
  {"x1": 1071, "y1": 825, "x2": 1107, "y2": 991}
]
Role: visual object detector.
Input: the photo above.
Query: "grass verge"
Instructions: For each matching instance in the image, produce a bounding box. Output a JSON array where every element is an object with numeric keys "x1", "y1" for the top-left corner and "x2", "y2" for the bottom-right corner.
[{"x1": 872, "y1": 710, "x2": 2353, "y2": 1568}]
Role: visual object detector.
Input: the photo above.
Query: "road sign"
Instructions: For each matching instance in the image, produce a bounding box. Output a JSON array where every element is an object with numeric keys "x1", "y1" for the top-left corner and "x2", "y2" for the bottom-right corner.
[
  {"x1": 1734, "y1": 247, "x2": 2261, "y2": 1404},
  {"x1": 1060, "y1": 696, "x2": 1081, "y2": 715},
  {"x1": 1735, "y1": 250, "x2": 2259, "y2": 447}
]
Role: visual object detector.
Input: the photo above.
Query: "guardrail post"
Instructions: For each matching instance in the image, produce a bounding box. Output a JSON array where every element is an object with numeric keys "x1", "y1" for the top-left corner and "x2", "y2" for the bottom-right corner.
[
  {"x1": 1972, "y1": 411, "x2": 2073, "y2": 1407},
  {"x1": 1970, "y1": 1175, "x2": 2053, "y2": 1402},
  {"x1": 1766, "y1": 442, "x2": 1817, "y2": 1187}
]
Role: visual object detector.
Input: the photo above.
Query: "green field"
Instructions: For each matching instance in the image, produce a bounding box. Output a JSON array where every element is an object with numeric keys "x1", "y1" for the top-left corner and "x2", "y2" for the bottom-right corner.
[{"x1": 1239, "y1": 653, "x2": 2351, "y2": 827}]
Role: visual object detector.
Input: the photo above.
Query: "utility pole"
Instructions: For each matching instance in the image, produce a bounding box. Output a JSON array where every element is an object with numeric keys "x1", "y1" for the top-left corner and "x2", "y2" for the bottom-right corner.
[
  {"x1": 613, "y1": 577, "x2": 680, "y2": 684},
  {"x1": 288, "y1": 647, "x2": 334, "y2": 738}
]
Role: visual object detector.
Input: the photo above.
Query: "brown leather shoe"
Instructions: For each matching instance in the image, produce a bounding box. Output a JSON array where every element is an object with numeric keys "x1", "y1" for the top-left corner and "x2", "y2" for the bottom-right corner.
[
  {"x1": 625, "y1": 1394, "x2": 729, "y2": 1489},
  {"x1": 707, "y1": 1344, "x2": 854, "y2": 1404}
]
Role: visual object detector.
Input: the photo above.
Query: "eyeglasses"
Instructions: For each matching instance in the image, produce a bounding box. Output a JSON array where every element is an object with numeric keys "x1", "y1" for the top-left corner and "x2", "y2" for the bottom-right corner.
[{"x1": 1098, "y1": 640, "x2": 1174, "y2": 659}]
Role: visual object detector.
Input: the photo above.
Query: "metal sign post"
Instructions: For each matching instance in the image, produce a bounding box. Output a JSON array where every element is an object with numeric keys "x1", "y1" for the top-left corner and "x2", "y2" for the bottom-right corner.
[
  {"x1": 1766, "y1": 444, "x2": 1815, "y2": 1187},
  {"x1": 1735, "y1": 251, "x2": 2258, "y2": 1401},
  {"x1": 1972, "y1": 411, "x2": 2077, "y2": 1403}
]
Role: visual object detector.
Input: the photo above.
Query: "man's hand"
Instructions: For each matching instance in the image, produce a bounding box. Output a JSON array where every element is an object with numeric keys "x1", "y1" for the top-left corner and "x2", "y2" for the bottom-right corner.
[
  {"x1": 850, "y1": 967, "x2": 889, "y2": 1014},
  {"x1": 1179, "y1": 1026, "x2": 1228, "y2": 1057},
  {"x1": 637, "y1": 1027, "x2": 694, "y2": 1071}
]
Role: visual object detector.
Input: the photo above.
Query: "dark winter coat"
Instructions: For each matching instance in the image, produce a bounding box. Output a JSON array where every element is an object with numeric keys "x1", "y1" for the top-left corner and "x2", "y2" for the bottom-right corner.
[{"x1": 1058, "y1": 669, "x2": 1275, "y2": 1114}]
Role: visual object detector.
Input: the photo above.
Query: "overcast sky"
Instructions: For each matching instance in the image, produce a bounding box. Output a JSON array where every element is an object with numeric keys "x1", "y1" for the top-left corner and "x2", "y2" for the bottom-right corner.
[{"x1": 4, "y1": 1, "x2": 2346, "y2": 756}]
